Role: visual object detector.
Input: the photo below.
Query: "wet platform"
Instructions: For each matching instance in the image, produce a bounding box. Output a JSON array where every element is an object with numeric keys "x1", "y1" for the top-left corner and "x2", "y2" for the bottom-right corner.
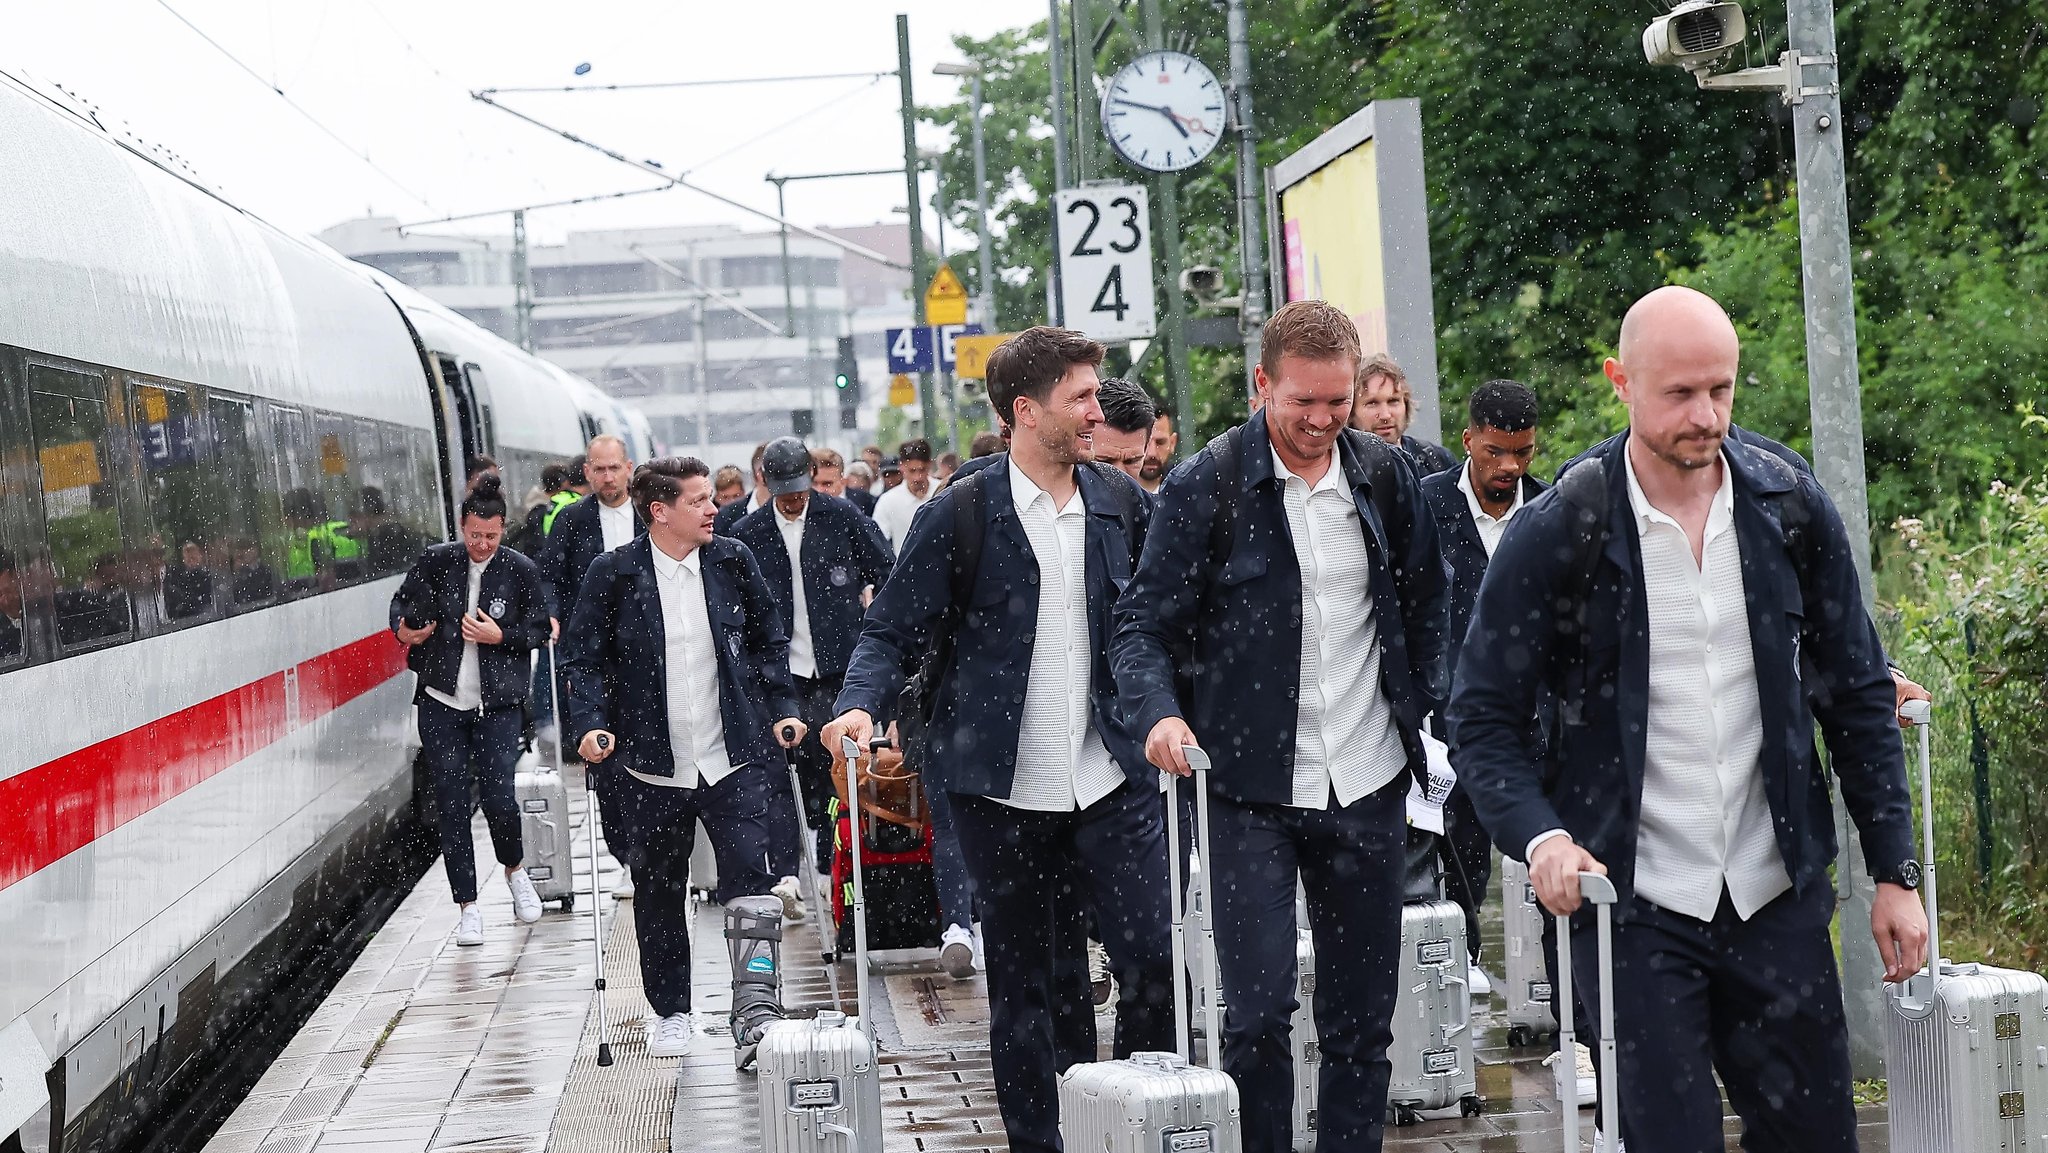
[{"x1": 204, "y1": 760, "x2": 1890, "y2": 1153}]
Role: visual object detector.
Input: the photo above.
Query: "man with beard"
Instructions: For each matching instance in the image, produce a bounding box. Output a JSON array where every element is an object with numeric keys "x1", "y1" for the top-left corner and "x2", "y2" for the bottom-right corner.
[
  {"x1": 1419, "y1": 378, "x2": 1545, "y2": 998},
  {"x1": 1351, "y1": 353, "x2": 1456, "y2": 476},
  {"x1": 1139, "y1": 411, "x2": 1176, "y2": 493},
  {"x1": 1448, "y1": 286, "x2": 1926, "y2": 1153},
  {"x1": 825, "y1": 326, "x2": 1168, "y2": 1153}
]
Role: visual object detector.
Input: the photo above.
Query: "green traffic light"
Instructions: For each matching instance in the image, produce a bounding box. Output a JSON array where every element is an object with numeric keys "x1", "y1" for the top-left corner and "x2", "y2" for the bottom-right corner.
[{"x1": 835, "y1": 374, "x2": 851, "y2": 389}]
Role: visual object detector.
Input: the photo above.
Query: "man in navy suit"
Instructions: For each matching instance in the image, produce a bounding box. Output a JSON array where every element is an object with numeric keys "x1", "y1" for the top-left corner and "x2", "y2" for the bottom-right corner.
[
  {"x1": 539, "y1": 434, "x2": 641, "y2": 624},
  {"x1": 1448, "y1": 286, "x2": 1927, "y2": 1153},
  {"x1": 824, "y1": 326, "x2": 1169, "y2": 1153},
  {"x1": 1419, "y1": 378, "x2": 1546, "y2": 991},
  {"x1": 1113, "y1": 300, "x2": 1451, "y2": 1153},
  {"x1": 390, "y1": 475, "x2": 553, "y2": 947},
  {"x1": 562, "y1": 457, "x2": 806, "y2": 1064},
  {"x1": 733, "y1": 437, "x2": 894, "y2": 895}
]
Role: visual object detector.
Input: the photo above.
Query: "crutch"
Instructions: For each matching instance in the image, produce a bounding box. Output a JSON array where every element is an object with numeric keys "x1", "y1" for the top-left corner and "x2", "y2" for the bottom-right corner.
[
  {"x1": 783, "y1": 723, "x2": 842, "y2": 1009},
  {"x1": 552, "y1": 639, "x2": 614, "y2": 1068}
]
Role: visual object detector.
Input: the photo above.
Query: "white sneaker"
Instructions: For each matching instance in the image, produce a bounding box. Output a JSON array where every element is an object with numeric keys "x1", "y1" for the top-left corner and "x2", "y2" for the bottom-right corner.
[
  {"x1": 939, "y1": 924, "x2": 977, "y2": 979},
  {"x1": 1089, "y1": 940, "x2": 1114, "y2": 1008},
  {"x1": 647, "y1": 1012, "x2": 696, "y2": 1058},
  {"x1": 613, "y1": 868, "x2": 634, "y2": 900},
  {"x1": 1467, "y1": 961, "x2": 1493, "y2": 997},
  {"x1": 456, "y1": 905, "x2": 484, "y2": 947},
  {"x1": 772, "y1": 875, "x2": 806, "y2": 921},
  {"x1": 507, "y1": 868, "x2": 544, "y2": 924},
  {"x1": 1594, "y1": 1130, "x2": 1625, "y2": 1153},
  {"x1": 1543, "y1": 1041, "x2": 1598, "y2": 1108}
]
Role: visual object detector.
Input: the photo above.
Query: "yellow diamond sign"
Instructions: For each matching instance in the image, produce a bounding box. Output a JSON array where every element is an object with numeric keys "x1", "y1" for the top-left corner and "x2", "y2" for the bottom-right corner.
[
  {"x1": 887, "y1": 373, "x2": 917, "y2": 407},
  {"x1": 924, "y1": 265, "x2": 969, "y2": 327},
  {"x1": 951, "y1": 332, "x2": 1018, "y2": 380}
]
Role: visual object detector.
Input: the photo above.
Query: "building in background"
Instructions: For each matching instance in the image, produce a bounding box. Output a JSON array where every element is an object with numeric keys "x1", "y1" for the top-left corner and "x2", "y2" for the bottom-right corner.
[{"x1": 320, "y1": 217, "x2": 915, "y2": 470}]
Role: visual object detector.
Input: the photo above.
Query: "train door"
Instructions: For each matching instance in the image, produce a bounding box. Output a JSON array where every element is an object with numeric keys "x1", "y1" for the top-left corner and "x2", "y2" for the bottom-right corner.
[{"x1": 424, "y1": 353, "x2": 481, "y2": 539}]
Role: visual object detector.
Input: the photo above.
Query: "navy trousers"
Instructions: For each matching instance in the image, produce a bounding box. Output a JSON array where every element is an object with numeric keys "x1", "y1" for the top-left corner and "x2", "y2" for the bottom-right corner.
[
  {"x1": 1567, "y1": 879, "x2": 1859, "y2": 1153},
  {"x1": 950, "y1": 781, "x2": 1176, "y2": 1153},
  {"x1": 1207, "y1": 773, "x2": 1406, "y2": 1153},
  {"x1": 417, "y1": 697, "x2": 525, "y2": 905},
  {"x1": 1440, "y1": 789, "x2": 1492, "y2": 963},
  {"x1": 613, "y1": 765, "x2": 777, "y2": 1016},
  {"x1": 926, "y1": 784, "x2": 976, "y2": 930}
]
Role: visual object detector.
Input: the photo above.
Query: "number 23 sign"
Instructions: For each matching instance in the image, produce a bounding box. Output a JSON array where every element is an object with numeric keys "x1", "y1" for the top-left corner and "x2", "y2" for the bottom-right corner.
[{"x1": 1053, "y1": 184, "x2": 1157, "y2": 342}]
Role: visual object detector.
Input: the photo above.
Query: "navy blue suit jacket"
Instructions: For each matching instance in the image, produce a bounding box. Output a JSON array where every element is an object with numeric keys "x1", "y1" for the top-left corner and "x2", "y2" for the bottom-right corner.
[
  {"x1": 1420, "y1": 465, "x2": 1550, "y2": 684},
  {"x1": 845, "y1": 487, "x2": 877, "y2": 516},
  {"x1": 836, "y1": 459, "x2": 1152, "y2": 797},
  {"x1": 390, "y1": 542, "x2": 550, "y2": 711},
  {"x1": 714, "y1": 493, "x2": 765, "y2": 537},
  {"x1": 731, "y1": 492, "x2": 894, "y2": 682},
  {"x1": 1445, "y1": 432, "x2": 1915, "y2": 910},
  {"x1": 539, "y1": 496, "x2": 642, "y2": 623},
  {"x1": 1111, "y1": 415, "x2": 1452, "y2": 805},
  {"x1": 560, "y1": 535, "x2": 801, "y2": 780}
]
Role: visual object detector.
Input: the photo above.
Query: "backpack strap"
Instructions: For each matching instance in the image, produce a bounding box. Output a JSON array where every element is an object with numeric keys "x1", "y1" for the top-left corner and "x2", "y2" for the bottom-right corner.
[
  {"x1": 1207, "y1": 425, "x2": 1243, "y2": 567},
  {"x1": 1553, "y1": 459, "x2": 1611, "y2": 727},
  {"x1": 948, "y1": 468, "x2": 987, "y2": 613}
]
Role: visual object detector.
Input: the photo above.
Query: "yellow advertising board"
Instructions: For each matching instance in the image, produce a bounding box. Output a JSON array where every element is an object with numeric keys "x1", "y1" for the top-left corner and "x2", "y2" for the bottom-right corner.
[
  {"x1": 951, "y1": 332, "x2": 1017, "y2": 380},
  {"x1": 1279, "y1": 138, "x2": 1388, "y2": 354}
]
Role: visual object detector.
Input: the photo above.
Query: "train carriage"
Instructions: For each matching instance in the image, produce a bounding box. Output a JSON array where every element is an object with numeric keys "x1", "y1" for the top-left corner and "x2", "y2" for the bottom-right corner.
[{"x1": 0, "y1": 71, "x2": 638, "y2": 1152}]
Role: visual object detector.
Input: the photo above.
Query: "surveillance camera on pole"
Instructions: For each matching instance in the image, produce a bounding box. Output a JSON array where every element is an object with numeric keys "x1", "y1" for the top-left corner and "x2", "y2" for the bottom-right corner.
[
  {"x1": 1179, "y1": 266, "x2": 1232, "y2": 306},
  {"x1": 1641, "y1": 0, "x2": 1837, "y2": 105}
]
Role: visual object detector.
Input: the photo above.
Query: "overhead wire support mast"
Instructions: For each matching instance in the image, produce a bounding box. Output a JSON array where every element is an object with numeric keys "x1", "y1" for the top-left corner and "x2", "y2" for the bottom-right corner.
[{"x1": 468, "y1": 90, "x2": 913, "y2": 272}]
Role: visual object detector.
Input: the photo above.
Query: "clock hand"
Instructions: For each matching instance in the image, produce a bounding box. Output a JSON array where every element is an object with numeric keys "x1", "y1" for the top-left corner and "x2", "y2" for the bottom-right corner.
[{"x1": 1111, "y1": 97, "x2": 1192, "y2": 139}]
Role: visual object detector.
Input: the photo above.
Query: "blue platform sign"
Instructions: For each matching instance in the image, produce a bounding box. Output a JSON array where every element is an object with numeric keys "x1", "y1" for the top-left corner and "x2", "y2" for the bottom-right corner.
[{"x1": 884, "y1": 326, "x2": 935, "y2": 374}]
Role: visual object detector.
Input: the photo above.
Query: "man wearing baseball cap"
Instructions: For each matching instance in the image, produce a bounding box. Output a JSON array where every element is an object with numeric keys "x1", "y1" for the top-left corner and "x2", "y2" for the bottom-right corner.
[{"x1": 734, "y1": 437, "x2": 896, "y2": 892}]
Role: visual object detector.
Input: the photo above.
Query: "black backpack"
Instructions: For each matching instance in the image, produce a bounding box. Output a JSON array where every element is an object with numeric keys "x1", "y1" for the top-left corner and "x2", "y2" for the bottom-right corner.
[
  {"x1": 1549, "y1": 448, "x2": 1814, "y2": 727},
  {"x1": 896, "y1": 461, "x2": 1143, "y2": 771}
]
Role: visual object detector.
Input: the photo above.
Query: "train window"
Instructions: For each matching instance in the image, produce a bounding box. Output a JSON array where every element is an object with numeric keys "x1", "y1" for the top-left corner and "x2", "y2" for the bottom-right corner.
[
  {"x1": 314, "y1": 413, "x2": 364, "y2": 585},
  {"x1": 408, "y1": 425, "x2": 445, "y2": 544},
  {"x1": 353, "y1": 419, "x2": 423, "y2": 577},
  {"x1": 27, "y1": 363, "x2": 132, "y2": 651},
  {"x1": 207, "y1": 395, "x2": 274, "y2": 611},
  {"x1": 130, "y1": 379, "x2": 214, "y2": 627},
  {"x1": 267, "y1": 404, "x2": 325, "y2": 599}
]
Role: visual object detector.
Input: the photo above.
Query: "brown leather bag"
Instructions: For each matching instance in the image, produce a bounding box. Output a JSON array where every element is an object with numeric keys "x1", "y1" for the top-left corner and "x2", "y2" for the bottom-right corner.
[{"x1": 832, "y1": 742, "x2": 927, "y2": 851}]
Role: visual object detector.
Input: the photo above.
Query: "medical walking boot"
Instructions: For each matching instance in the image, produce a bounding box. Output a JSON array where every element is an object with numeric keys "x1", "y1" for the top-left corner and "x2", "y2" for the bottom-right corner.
[{"x1": 724, "y1": 895, "x2": 786, "y2": 1070}]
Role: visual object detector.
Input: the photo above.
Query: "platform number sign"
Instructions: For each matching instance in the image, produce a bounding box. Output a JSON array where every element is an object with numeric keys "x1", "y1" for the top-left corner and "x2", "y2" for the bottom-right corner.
[{"x1": 1053, "y1": 184, "x2": 1156, "y2": 342}]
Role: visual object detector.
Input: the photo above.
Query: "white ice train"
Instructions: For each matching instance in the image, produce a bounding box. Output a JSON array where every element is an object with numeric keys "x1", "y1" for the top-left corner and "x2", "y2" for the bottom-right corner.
[{"x1": 0, "y1": 72, "x2": 646, "y2": 1152}]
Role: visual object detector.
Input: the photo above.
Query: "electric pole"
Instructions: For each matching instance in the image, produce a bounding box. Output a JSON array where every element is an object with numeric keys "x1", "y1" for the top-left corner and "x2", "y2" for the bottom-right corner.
[
  {"x1": 1781, "y1": 0, "x2": 1884, "y2": 1078},
  {"x1": 511, "y1": 208, "x2": 533, "y2": 353},
  {"x1": 1227, "y1": 0, "x2": 1269, "y2": 393},
  {"x1": 897, "y1": 14, "x2": 938, "y2": 442}
]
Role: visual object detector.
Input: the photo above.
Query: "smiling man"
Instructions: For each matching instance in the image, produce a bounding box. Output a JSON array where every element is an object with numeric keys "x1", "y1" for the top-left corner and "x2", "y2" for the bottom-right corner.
[
  {"x1": 1113, "y1": 300, "x2": 1450, "y2": 1153},
  {"x1": 825, "y1": 325, "x2": 1164, "y2": 1153}
]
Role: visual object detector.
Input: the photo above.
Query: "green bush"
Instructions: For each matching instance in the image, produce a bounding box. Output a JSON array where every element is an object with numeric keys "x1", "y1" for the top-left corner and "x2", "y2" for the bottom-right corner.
[{"x1": 1883, "y1": 473, "x2": 2048, "y2": 969}]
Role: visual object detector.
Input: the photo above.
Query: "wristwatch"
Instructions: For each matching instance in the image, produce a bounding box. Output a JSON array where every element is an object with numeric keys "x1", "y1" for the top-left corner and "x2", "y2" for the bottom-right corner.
[{"x1": 1875, "y1": 858, "x2": 1922, "y2": 890}]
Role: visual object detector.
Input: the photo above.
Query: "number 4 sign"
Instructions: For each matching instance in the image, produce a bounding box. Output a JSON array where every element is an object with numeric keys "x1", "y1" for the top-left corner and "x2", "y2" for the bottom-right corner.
[{"x1": 1053, "y1": 184, "x2": 1157, "y2": 342}]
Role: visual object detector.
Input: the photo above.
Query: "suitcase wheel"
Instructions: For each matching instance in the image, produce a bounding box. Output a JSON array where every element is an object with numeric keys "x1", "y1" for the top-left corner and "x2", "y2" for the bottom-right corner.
[
  {"x1": 1389, "y1": 1105, "x2": 1420, "y2": 1128},
  {"x1": 1460, "y1": 1096, "x2": 1483, "y2": 1118},
  {"x1": 561, "y1": 892, "x2": 576, "y2": 912}
]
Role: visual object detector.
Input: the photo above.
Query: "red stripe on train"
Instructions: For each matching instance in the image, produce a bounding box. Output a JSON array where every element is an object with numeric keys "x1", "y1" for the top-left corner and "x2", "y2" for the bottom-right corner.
[{"x1": 0, "y1": 631, "x2": 408, "y2": 891}]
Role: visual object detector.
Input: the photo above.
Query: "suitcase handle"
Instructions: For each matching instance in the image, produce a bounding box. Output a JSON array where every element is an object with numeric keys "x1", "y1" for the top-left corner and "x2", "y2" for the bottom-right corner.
[
  {"x1": 1556, "y1": 872, "x2": 1618, "y2": 1153},
  {"x1": 1899, "y1": 700, "x2": 1938, "y2": 1010},
  {"x1": 838, "y1": 736, "x2": 873, "y2": 1043}
]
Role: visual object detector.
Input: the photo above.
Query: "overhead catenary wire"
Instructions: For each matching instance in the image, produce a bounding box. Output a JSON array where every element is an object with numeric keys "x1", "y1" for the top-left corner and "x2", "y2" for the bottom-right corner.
[
  {"x1": 678, "y1": 74, "x2": 890, "y2": 176},
  {"x1": 155, "y1": 0, "x2": 437, "y2": 212},
  {"x1": 397, "y1": 183, "x2": 679, "y2": 230},
  {"x1": 478, "y1": 70, "x2": 895, "y2": 96},
  {"x1": 468, "y1": 90, "x2": 911, "y2": 271}
]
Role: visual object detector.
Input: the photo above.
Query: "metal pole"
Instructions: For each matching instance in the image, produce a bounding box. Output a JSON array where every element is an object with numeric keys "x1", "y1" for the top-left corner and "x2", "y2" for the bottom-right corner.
[
  {"x1": 1071, "y1": 0, "x2": 1093, "y2": 183},
  {"x1": 773, "y1": 178, "x2": 798, "y2": 338},
  {"x1": 693, "y1": 246, "x2": 710, "y2": 455},
  {"x1": 1046, "y1": 0, "x2": 1072, "y2": 192},
  {"x1": 1142, "y1": 0, "x2": 1194, "y2": 452},
  {"x1": 1784, "y1": 0, "x2": 1881, "y2": 1077},
  {"x1": 1226, "y1": 0, "x2": 1269, "y2": 394},
  {"x1": 970, "y1": 73, "x2": 998, "y2": 332},
  {"x1": 931, "y1": 154, "x2": 962, "y2": 456},
  {"x1": 898, "y1": 14, "x2": 938, "y2": 442},
  {"x1": 511, "y1": 209, "x2": 534, "y2": 353}
]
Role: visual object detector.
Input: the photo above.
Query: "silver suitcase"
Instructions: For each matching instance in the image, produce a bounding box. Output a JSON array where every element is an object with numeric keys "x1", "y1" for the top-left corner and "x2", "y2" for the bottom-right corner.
[
  {"x1": 757, "y1": 737, "x2": 887, "y2": 1153},
  {"x1": 1887, "y1": 700, "x2": 2048, "y2": 1152},
  {"x1": 1501, "y1": 858, "x2": 1557, "y2": 1046},
  {"x1": 1061, "y1": 752, "x2": 1243, "y2": 1153},
  {"x1": 1555, "y1": 873, "x2": 1621, "y2": 1152},
  {"x1": 1386, "y1": 899, "x2": 1480, "y2": 1124},
  {"x1": 1290, "y1": 927, "x2": 1318, "y2": 1151},
  {"x1": 515, "y1": 765, "x2": 575, "y2": 909}
]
